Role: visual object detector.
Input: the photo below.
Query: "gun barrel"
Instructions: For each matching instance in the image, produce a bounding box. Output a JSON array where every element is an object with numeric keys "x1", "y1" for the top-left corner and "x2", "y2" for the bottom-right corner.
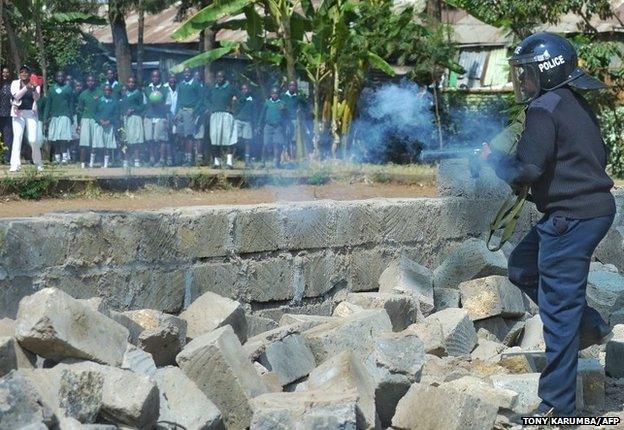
[{"x1": 419, "y1": 148, "x2": 477, "y2": 162}]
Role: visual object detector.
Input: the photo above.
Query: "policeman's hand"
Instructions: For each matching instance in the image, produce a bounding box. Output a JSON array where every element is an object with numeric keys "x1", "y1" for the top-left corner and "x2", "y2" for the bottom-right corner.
[{"x1": 478, "y1": 143, "x2": 491, "y2": 161}]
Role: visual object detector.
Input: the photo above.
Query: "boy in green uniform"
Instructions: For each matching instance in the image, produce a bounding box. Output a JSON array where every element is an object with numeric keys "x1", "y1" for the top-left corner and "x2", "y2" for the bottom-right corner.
[
  {"x1": 76, "y1": 75, "x2": 101, "y2": 168},
  {"x1": 174, "y1": 67, "x2": 203, "y2": 166},
  {"x1": 234, "y1": 84, "x2": 256, "y2": 168},
  {"x1": 102, "y1": 68, "x2": 121, "y2": 100},
  {"x1": 70, "y1": 79, "x2": 82, "y2": 161},
  {"x1": 143, "y1": 70, "x2": 171, "y2": 167},
  {"x1": 259, "y1": 87, "x2": 287, "y2": 168},
  {"x1": 44, "y1": 70, "x2": 75, "y2": 164},
  {"x1": 281, "y1": 80, "x2": 308, "y2": 158},
  {"x1": 121, "y1": 76, "x2": 145, "y2": 168},
  {"x1": 208, "y1": 71, "x2": 239, "y2": 169},
  {"x1": 93, "y1": 84, "x2": 119, "y2": 168}
]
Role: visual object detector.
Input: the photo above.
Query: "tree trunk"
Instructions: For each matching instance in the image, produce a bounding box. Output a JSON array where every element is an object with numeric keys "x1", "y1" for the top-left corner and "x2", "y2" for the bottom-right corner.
[
  {"x1": 108, "y1": 0, "x2": 132, "y2": 84},
  {"x1": 201, "y1": 27, "x2": 216, "y2": 83},
  {"x1": 136, "y1": 0, "x2": 144, "y2": 86},
  {"x1": 330, "y1": 64, "x2": 340, "y2": 157},
  {"x1": 281, "y1": 17, "x2": 296, "y2": 82},
  {"x1": 426, "y1": 0, "x2": 442, "y2": 21},
  {"x1": 2, "y1": 2, "x2": 21, "y2": 72},
  {"x1": 0, "y1": 0, "x2": 4, "y2": 68},
  {"x1": 34, "y1": 6, "x2": 48, "y2": 95}
]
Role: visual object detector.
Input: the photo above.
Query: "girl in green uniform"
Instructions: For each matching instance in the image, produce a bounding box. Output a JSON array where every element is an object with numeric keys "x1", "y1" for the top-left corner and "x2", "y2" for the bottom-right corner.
[
  {"x1": 234, "y1": 84, "x2": 256, "y2": 168},
  {"x1": 93, "y1": 84, "x2": 119, "y2": 168},
  {"x1": 208, "y1": 71, "x2": 239, "y2": 168},
  {"x1": 174, "y1": 67, "x2": 203, "y2": 166},
  {"x1": 44, "y1": 71, "x2": 75, "y2": 164},
  {"x1": 259, "y1": 87, "x2": 287, "y2": 168},
  {"x1": 121, "y1": 77, "x2": 145, "y2": 168},
  {"x1": 77, "y1": 75, "x2": 101, "y2": 168}
]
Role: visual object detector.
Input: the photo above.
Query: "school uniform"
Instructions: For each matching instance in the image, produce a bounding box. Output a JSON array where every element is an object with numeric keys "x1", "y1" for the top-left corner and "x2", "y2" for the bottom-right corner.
[
  {"x1": 36, "y1": 96, "x2": 46, "y2": 148},
  {"x1": 77, "y1": 87, "x2": 101, "y2": 148},
  {"x1": 261, "y1": 98, "x2": 286, "y2": 148},
  {"x1": 208, "y1": 81, "x2": 238, "y2": 146},
  {"x1": 281, "y1": 90, "x2": 306, "y2": 143},
  {"x1": 175, "y1": 78, "x2": 202, "y2": 137},
  {"x1": 44, "y1": 83, "x2": 74, "y2": 142},
  {"x1": 165, "y1": 83, "x2": 178, "y2": 135},
  {"x1": 144, "y1": 82, "x2": 170, "y2": 143},
  {"x1": 121, "y1": 89, "x2": 144, "y2": 145},
  {"x1": 93, "y1": 95, "x2": 119, "y2": 149},
  {"x1": 101, "y1": 80, "x2": 121, "y2": 100},
  {"x1": 235, "y1": 94, "x2": 255, "y2": 140},
  {"x1": 9, "y1": 80, "x2": 43, "y2": 171}
]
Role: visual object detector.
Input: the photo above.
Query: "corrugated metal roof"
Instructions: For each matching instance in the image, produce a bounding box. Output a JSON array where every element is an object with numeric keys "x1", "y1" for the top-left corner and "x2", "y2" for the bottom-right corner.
[{"x1": 482, "y1": 48, "x2": 510, "y2": 87}]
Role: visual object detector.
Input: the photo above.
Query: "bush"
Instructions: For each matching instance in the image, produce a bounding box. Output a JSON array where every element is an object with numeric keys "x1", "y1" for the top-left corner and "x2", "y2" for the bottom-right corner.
[
  {"x1": 599, "y1": 107, "x2": 624, "y2": 179},
  {"x1": 0, "y1": 170, "x2": 58, "y2": 200}
]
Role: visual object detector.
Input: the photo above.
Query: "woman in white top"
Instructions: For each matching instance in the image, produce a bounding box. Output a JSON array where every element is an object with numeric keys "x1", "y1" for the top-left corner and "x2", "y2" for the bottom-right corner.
[{"x1": 10, "y1": 65, "x2": 43, "y2": 172}]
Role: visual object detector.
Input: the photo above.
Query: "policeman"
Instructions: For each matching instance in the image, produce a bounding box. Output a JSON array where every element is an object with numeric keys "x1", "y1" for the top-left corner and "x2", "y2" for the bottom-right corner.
[{"x1": 479, "y1": 32, "x2": 615, "y2": 417}]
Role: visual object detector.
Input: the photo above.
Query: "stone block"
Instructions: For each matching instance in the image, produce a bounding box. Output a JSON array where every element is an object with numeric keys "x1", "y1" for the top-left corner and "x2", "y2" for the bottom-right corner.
[
  {"x1": 244, "y1": 255, "x2": 294, "y2": 302},
  {"x1": 308, "y1": 351, "x2": 379, "y2": 429},
  {"x1": 605, "y1": 324, "x2": 624, "y2": 378},
  {"x1": 189, "y1": 261, "x2": 240, "y2": 303},
  {"x1": 443, "y1": 375, "x2": 518, "y2": 410},
  {"x1": 406, "y1": 319, "x2": 446, "y2": 357},
  {"x1": 459, "y1": 276, "x2": 525, "y2": 321},
  {"x1": 348, "y1": 247, "x2": 393, "y2": 292},
  {"x1": 595, "y1": 226, "x2": 624, "y2": 273},
  {"x1": 490, "y1": 373, "x2": 541, "y2": 414},
  {"x1": 433, "y1": 287, "x2": 461, "y2": 311},
  {"x1": 0, "y1": 318, "x2": 15, "y2": 336},
  {"x1": 281, "y1": 203, "x2": 334, "y2": 250},
  {"x1": 232, "y1": 206, "x2": 283, "y2": 254},
  {"x1": 577, "y1": 358, "x2": 605, "y2": 410},
  {"x1": 471, "y1": 339, "x2": 505, "y2": 363},
  {"x1": 586, "y1": 271, "x2": 624, "y2": 323},
  {"x1": 303, "y1": 310, "x2": 393, "y2": 364},
  {"x1": 520, "y1": 314, "x2": 545, "y2": 352},
  {"x1": 175, "y1": 208, "x2": 230, "y2": 259},
  {"x1": 121, "y1": 344, "x2": 157, "y2": 378},
  {"x1": 154, "y1": 366, "x2": 223, "y2": 430},
  {"x1": 278, "y1": 314, "x2": 337, "y2": 330},
  {"x1": 346, "y1": 292, "x2": 422, "y2": 331},
  {"x1": 15, "y1": 288, "x2": 129, "y2": 366},
  {"x1": 0, "y1": 336, "x2": 36, "y2": 377},
  {"x1": 0, "y1": 370, "x2": 56, "y2": 430},
  {"x1": 473, "y1": 317, "x2": 510, "y2": 344},
  {"x1": 378, "y1": 255, "x2": 434, "y2": 316},
  {"x1": 176, "y1": 325, "x2": 267, "y2": 429},
  {"x1": 301, "y1": 251, "x2": 347, "y2": 299},
  {"x1": 333, "y1": 301, "x2": 365, "y2": 318},
  {"x1": 247, "y1": 315, "x2": 279, "y2": 337},
  {"x1": 256, "y1": 333, "x2": 316, "y2": 386},
  {"x1": 250, "y1": 390, "x2": 359, "y2": 430},
  {"x1": 58, "y1": 368, "x2": 104, "y2": 423},
  {"x1": 433, "y1": 238, "x2": 507, "y2": 289},
  {"x1": 333, "y1": 200, "x2": 382, "y2": 247},
  {"x1": 180, "y1": 291, "x2": 248, "y2": 343},
  {"x1": 425, "y1": 308, "x2": 477, "y2": 356},
  {"x1": 610, "y1": 309, "x2": 624, "y2": 327},
  {"x1": 391, "y1": 383, "x2": 498, "y2": 430}
]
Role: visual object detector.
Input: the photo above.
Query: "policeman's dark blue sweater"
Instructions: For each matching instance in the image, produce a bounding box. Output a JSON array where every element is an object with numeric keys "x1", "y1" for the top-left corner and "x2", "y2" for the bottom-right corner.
[{"x1": 488, "y1": 86, "x2": 615, "y2": 219}]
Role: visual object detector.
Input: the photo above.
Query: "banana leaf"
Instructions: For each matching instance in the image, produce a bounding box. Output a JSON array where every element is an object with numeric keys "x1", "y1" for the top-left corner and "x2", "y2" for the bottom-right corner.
[
  {"x1": 50, "y1": 12, "x2": 107, "y2": 25},
  {"x1": 170, "y1": 43, "x2": 240, "y2": 73},
  {"x1": 172, "y1": 0, "x2": 254, "y2": 40},
  {"x1": 367, "y1": 52, "x2": 395, "y2": 76}
]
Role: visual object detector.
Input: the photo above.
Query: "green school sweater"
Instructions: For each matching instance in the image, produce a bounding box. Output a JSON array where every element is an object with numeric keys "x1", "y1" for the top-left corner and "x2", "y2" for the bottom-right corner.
[
  {"x1": 261, "y1": 98, "x2": 286, "y2": 126},
  {"x1": 235, "y1": 94, "x2": 256, "y2": 123},
  {"x1": 143, "y1": 82, "x2": 170, "y2": 119},
  {"x1": 176, "y1": 78, "x2": 203, "y2": 112},
  {"x1": 44, "y1": 83, "x2": 74, "y2": 121},
  {"x1": 77, "y1": 88, "x2": 101, "y2": 121},
  {"x1": 209, "y1": 81, "x2": 238, "y2": 112},
  {"x1": 121, "y1": 89, "x2": 144, "y2": 117},
  {"x1": 100, "y1": 80, "x2": 121, "y2": 100},
  {"x1": 281, "y1": 91, "x2": 307, "y2": 120},
  {"x1": 94, "y1": 96, "x2": 119, "y2": 125},
  {"x1": 37, "y1": 96, "x2": 46, "y2": 121}
]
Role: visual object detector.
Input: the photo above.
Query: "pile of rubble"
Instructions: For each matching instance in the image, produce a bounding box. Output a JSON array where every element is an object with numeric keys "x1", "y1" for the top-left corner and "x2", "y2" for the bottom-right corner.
[{"x1": 2, "y1": 237, "x2": 624, "y2": 430}]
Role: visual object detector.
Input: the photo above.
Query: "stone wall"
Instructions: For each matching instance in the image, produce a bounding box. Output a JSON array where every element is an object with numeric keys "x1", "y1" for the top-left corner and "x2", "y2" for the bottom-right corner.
[{"x1": 0, "y1": 197, "x2": 538, "y2": 319}]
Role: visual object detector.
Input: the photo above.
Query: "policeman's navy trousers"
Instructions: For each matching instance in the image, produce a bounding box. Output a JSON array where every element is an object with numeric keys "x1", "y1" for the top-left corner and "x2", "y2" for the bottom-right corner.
[{"x1": 507, "y1": 213, "x2": 614, "y2": 415}]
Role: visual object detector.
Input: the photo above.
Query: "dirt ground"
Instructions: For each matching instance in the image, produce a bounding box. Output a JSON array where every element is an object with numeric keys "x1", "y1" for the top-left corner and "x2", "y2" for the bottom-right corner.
[{"x1": 0, "y1": 181, "x2": 438, "y2": 218}]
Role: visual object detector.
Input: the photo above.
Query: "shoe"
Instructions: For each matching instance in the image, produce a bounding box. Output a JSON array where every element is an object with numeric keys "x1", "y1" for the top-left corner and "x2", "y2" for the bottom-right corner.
[
  {"x1": 122, "y1": 160, "x2": 129, "y2": 169},
  {"x1": 133, "y1": 160, "x2": 140, "y2": 168},
  {"x1": 530, "y1": 406, "x2": 555, "y2": 418},
  {"x1": 36, "y1": 165, "x2": 44, "y2": 172},
  {"x1": 9, "y1": 166, "x2": 20, "y2": 172},
  {"x1": 81, "y1": 162, "x2": 86, "y2": 169}
]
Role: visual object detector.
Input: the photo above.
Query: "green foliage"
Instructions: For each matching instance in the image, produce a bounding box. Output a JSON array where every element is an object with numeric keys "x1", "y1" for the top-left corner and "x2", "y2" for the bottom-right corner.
[
  {"x1": 307, "y1": 169, "x2": 331, "y2": 185},
  {"x1": 0, "y1": 170, "x2": 58, "y2": 200},
  {"x1": 599, "y1": 107, "x2": 624, "y2": 178}
]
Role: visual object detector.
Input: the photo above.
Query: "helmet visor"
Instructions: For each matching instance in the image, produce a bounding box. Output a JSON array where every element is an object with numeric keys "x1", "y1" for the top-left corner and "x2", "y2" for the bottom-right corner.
[{"x1": 511, "y1": 64, "x2": 541, "y2": 104}]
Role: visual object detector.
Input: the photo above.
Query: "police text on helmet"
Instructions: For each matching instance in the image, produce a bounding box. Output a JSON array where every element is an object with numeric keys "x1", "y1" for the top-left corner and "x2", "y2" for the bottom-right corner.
[{"x1": 538, "y1": 55, "x2": 566, "y2": 72}]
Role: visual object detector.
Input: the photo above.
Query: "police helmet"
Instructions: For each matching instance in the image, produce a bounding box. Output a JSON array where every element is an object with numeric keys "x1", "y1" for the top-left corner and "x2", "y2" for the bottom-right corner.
[{"x1": 509, "y1": 32, "x2": 606, "y2": 104}]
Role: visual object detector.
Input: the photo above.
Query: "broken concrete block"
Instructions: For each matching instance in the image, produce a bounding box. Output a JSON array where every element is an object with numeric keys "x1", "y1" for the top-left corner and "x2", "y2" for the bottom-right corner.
[
  {"x1": 308, "y1": 351, "x2": 379, "y2": 429},
  {"x1": 459, "y1": 276, "x2": 525, "y2": 321},
  {"x1": 490, "y1": 373, "x2": 541, "y2": 414},
  {"x1": 332, "y1": 301, "x2": 365, "y2": 318},
  {"x1": 180, "y1": 291, "x2": 248, "y2": 343},
  {"x1": 176, "y1": 325, "x2": 267, "y2": 429},
  {"x1": 250, "y1": 390, "x2": 359, "y2": 430},
  {"x1": 433, "y1": 287, "x2": 461, "y2": 311},
  {"x1": 58, "y1": 368, "x2": 104, "y2": 423},
  {"x1": 378, "y1": 256, "x2": 434, "y2": 316},
  {"x1": 587, "y1": 271, "x2": 624, "y2": 324},
  {"x1": 257, "y1": 333, "x2": 316, "y2": 386},
  {"x1": 247, "y1": 315, "x2": 279, "y2": 337},
  {"x1": 391, "y1": 383, "x2": 498, "y2": 430},
  {"x1": 443, "y1": 376, "x2": 518, "y2": 410},
  {"x1": 577, "y1": 358, "x2": 605, "y2": 410},
  {"x1": 406, "y1": 319, "x2": 446, "y2": 357},
  {"x1": 471, "y1": 339, "x2": 505, "y2": 363},
  {"x1": 605, "y1": 324, "x2": 624, "y2": 378},
  {"x1": 432, "y1": 238, "x2": 507, "y2": 289},
  {"x1": 0, "y1": 336, "x2": 36, "y2": 377},
  {"x1": 115, "y1": 309, "x2": 187, "y2": 367},
  {"x1": 425, "y1": 308, "x2": 477, "y2": 356},
  {"x1": 0, "y1": 370, "x2": 56, "y2": 430},
  {"x1": 373, "y1": 331, "x2": 426, "y2": 380},
  {"x1": 345, "y1": 292, "x2": 422, "y2": 331},
  {"x1": 121, "y1": 344, "x2": 156, "y2": 378},
  {"x1": 520, "y1": 314, "x2": 545, "y2": 351},
  {"x1": 15, "y1": 288, "x2": 129, "y2": 366},
  {"x1": 254, "y1": 362, "x2": 283, "y2": 393},
  {"x1": 154, "y1": 366, "x2": 223, "y2": 430},
  {"x1": 56, "y1": 361, "x2": 159, "y2": 429},
  {"x1": 303, "y1": 309, "x2": 393, "y2": 364}
]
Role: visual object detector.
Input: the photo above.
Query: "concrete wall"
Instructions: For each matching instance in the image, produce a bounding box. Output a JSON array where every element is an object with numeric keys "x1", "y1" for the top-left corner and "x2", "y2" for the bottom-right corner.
[{"x1": 0, "y1": 197, "x2": 540, "y2": 319}]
